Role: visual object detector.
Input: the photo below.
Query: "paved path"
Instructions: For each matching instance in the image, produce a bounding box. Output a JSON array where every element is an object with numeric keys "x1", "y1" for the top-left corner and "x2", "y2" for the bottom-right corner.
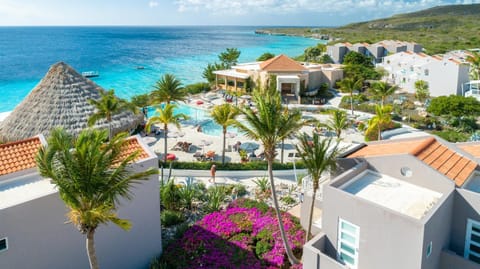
[{"x1": 164, "y1": 168, "x2": 307, "y2": 181}]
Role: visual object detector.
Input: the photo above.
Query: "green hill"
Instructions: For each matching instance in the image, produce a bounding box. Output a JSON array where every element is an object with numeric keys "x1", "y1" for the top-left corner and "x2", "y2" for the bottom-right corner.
[{"x1": 260, "y1": 4, "x2": 480, "y2": 54}]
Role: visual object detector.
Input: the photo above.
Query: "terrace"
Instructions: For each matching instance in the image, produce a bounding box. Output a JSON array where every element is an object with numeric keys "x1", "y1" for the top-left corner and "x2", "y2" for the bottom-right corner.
[{"x1": 339, "y1": 170, "x2": 442, "y2": 220}]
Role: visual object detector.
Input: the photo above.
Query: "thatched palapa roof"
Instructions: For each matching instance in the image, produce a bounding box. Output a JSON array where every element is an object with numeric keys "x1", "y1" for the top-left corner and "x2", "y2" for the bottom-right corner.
[{"x1": 0, "y1": 62, "x2": 143, "y2": 142}]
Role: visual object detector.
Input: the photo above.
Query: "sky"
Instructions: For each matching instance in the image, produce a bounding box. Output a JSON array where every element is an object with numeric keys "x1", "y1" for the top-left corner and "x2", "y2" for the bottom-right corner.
[{"x1": 0, "y1": 0, "x2": 479, "y2": 27}]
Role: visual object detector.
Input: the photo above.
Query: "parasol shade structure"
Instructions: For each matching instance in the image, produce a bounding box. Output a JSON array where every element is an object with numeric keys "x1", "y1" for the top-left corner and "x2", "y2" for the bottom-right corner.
[
  {"x1": 0, "y1": 62, "x2": 143, "y2": 142},
  {"x1": 239, "y1": 142, "x2": 259, "y2": 152}
]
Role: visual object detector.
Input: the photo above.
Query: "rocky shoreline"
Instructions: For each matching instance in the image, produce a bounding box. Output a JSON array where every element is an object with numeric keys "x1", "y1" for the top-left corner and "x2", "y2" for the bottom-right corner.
[{"x1": 254, "y1": 29, "x2": 331, "y2": 41}]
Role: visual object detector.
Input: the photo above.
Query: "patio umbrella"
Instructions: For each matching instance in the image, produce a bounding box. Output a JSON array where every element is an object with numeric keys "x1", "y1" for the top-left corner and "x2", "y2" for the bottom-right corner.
[{"x1": 239, "y1": 141, "x2": 259, "y2": 152}]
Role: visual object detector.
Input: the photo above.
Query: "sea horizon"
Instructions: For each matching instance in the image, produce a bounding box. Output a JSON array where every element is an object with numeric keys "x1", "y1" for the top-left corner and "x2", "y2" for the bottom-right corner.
[{"x1": 0, "y1": 25, "x2": 322, "y2": 113}]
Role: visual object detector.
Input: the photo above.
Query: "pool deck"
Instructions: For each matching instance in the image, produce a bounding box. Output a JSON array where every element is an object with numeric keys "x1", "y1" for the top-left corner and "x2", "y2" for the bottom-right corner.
[{"x1": 145, "y1": 92, "x2": 364, "y2": 163}]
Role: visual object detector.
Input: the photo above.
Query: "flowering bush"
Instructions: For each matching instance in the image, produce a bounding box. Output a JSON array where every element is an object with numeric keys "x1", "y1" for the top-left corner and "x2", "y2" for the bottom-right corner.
[{"x1": 160, "y1": 198, "x2": 304, "y2": 268}]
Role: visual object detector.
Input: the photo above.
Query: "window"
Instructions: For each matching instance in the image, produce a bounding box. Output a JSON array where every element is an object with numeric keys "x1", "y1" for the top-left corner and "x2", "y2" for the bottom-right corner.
[
  {"x1": 0, "y1": 238, "x2": 7, "y2": 252},
  {"x1": 426, "y1": 241, "x2": 432, "y2": 258},
  {"x1": 465, "y1": 219, "x2": 480, "y2": 264},
  {"x1": 337, "y1": 219, "x2": 359, "y2": 269},
  {"x1": 424, "y1": 69, "x2": 429, "y2": 76}
]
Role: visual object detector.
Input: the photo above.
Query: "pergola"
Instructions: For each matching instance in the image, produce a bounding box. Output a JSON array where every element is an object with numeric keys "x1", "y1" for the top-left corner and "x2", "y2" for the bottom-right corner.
[{"x1": 213, "y1": 69, "x2": 250, "y2": 93}]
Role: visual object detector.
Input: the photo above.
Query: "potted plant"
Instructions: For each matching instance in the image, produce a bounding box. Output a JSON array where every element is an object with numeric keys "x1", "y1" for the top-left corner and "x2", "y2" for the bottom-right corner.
[{"x1": 239, "y1": 149, "x2": 248, "y2": 163}]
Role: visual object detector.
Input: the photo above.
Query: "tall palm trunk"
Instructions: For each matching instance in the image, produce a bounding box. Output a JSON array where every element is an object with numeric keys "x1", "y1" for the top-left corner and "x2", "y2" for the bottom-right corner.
[
  {"x1": 86, "y1": 229, "x2": 99, "y2": 269},
  {"x1": 106, "y1": 113, "x2": 113, "y2": 141},
  {"x1": 280, "y1": 139, "x2": 285, "y2": 164},
  {"x1": 306, "y1": 181, "x2": 318, "y2": 242},
  {"x1": 222, "y1": 128, "x2": 227, "y2": 164},
  {"x1": 108, "y1": 121, "x2": 112, "y2": 141},
  {"x1": 378, "y1": 125, "x2": 382, "y2": 141},
  {"x1": 267, "y1": 155, "x2": 299, "y2": 265},
  {"x1": 160, "y1": 124, "x2": 168, "y2": 183},
  {"x1": 350, "y1": 92, "x2": 354, "y2": 115},
  {"x1": 164, "y1": 123, "x2": 168, "y2": 162}
]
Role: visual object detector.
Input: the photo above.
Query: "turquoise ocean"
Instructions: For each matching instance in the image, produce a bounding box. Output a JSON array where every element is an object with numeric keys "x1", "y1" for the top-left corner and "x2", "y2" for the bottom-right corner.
[{"x1": 0, "y1": 26, "x2": 321, "y2": 113}]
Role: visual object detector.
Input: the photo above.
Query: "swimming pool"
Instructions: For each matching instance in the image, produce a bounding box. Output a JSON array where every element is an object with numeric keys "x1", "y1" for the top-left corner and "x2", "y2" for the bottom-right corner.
[{"x1": 146, "y1": 103, "x2": 238, "y2": 137}]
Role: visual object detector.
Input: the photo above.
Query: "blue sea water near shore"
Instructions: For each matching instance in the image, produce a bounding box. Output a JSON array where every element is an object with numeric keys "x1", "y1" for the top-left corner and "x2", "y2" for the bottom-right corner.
[{"x1": 0, "y1": 26, "x2": 321, "y2": 113}]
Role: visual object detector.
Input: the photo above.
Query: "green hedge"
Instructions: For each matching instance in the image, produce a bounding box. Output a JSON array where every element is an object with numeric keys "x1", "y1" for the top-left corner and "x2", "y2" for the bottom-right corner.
[{"x1": 162, "y1": 160, "x2": 305, "y2": 170}]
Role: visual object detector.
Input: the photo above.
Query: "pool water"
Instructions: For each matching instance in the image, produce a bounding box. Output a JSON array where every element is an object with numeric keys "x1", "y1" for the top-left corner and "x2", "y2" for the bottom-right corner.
[{"x1": 146, "y1": 103, "x2": 239, "y2": 136}]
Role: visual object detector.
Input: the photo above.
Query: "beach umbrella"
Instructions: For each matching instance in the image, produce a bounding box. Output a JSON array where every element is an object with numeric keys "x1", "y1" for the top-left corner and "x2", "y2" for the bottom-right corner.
[
  {"x1": 0, "y1": 62, "x2": 143, "y2": 142},
  {"x1": 239, "y1": 141, "x2": 259, "y2": 152}
]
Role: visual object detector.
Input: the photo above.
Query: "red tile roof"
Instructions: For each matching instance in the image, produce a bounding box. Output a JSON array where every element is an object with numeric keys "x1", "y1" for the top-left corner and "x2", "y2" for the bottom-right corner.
[
  {"x1": 260, "y1": 54, "x2": 307, "y2": 72},
  {"x1": 347, "y1": 137, "x2": 477, "y2": 186},
  {"x1": 117, "y1": 137, "x2": 150, "y2": 163},
  {"x1": 0, "y1": 137, "x2": 41, "y2": 176},
  {"x1": 0, "y1": 136, "x2": 150, "y2": 176}
]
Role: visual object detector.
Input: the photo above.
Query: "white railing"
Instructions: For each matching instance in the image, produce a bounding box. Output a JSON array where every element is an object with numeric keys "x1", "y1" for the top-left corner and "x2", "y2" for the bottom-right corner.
[{"x1": 302, "y1": 175, "x2": 330, "y2": 201}]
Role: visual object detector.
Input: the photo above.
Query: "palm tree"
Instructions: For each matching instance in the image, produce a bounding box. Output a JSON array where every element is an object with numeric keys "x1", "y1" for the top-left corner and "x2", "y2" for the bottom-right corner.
[
  {"x1": 211, "y1": 103, "x2": 239, "y2": 165},
  {"x1": 367, "y1": 105, "x2": 392, "y2": 141},
  {"x1": 296, "y1": 132, "x2": 339, "y2": 242},
  {"x1": 322, "y1": 110, "x2": 349, "y2": 139},
  {"x1": 35, "y1": 128, "x2": 157, "y2": 269},
  {"x1": 279, "y1": 107, "x2": 309, "y2": 164},
  {"x1": 88, "y1": 89, "x2": 137, "y2": 141},
  {"x1": 146, "y1": 103, "x2": 188, "y2": 162},
  {"x1": 414, "y1": 80, "x2": 430, "y2": 103},
  {"x1": 369, "y1": 81, "x2": 398, "y2": 106},
  {"x1": 467, "y1": 51, "x2": 480, "y2": 80},
  {"x1": 151, "y1": 74, "x2": 186, "y2": 105},
  {"x1": 338, "y1": 78, "x2": 362, "y2": 115},
  {"x1": 235, "y1": 87, "x2": 301, "y2": 265}
]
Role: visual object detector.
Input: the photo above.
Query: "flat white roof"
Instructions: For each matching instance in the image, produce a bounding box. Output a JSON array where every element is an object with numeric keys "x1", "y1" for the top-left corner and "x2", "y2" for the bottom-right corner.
[
  {"x1": 0, "y1": 173, "x2": 57, "y2": 210},
  {"x1": 232, "y1": 62, "x2": 261, "y2": 71},
  {"x1": 213, "y1": 70, "x2": 250, "y2": 79},
  {"x1": 341, "y1": 170, "x2": 442, "y2": 219}
]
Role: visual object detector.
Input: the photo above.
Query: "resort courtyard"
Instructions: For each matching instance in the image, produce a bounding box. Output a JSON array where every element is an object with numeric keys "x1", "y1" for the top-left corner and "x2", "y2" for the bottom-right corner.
[{"x1": 144, "y1": 91, "x2": 365, "y2": 164}]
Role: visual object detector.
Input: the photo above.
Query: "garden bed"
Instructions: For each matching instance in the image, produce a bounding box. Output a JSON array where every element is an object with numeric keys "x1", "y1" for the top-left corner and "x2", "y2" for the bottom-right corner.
[{"x1": 156, "y1": 198, "x2": 304, "y2": 269}]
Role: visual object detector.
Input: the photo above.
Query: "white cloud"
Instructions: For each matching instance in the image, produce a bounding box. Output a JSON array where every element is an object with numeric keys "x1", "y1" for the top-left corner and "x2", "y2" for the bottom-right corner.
[
  {"x1": 0, "y1": 0, "x2": 52, "y2": 25},
  {"x1": 149, "y1": 1, "x2": 159, "y2": 8},
  {"x1": 173, "y1": 0, "x2": 451, "y2": 16}
]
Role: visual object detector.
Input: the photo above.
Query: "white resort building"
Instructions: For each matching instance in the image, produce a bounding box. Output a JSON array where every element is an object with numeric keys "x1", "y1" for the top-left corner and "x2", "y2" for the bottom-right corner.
[
  {"x1": 377, "y1": 51, "x2": 471, "y2": 97},
  {"x1": 327, "y1": 40, "x2": 423, "y2": 64}
]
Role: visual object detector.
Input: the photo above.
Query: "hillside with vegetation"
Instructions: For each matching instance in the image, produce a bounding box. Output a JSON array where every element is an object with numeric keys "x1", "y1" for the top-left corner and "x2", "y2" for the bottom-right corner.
[{"x1": 258, "y1": 4, "x2": 480, "y2": 54}]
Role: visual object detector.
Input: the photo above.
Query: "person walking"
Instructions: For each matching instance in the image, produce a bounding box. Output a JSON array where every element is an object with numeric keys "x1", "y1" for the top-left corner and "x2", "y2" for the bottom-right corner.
[{"x1": 209, "y1": 164, "x2": 217, "y2": 184}]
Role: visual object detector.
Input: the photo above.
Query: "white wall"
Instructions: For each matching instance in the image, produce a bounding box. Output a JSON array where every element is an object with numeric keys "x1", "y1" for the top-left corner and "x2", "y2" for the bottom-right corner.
[
  {"x1": 379, "y1": 52, "x2": 470, "y2": 97},
  {"x1": 0, "y1": 157, "x2": 161, "y2": 269}
]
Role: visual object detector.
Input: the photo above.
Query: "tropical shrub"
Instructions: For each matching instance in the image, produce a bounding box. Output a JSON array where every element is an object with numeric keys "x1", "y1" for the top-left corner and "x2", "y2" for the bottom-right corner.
[
  {"x1": 160, "y1": 178, "x2": 181, "y2": 211},
  {"x1": 203, "y1": 185, "x2": 228, "y2": 213},
  {"x1": 159, "y1": 199, "x2": 304, "y2": 268},
  {"x1": 178, "y1": 183, "x2": 200, "y2": 210},
  {"x1": 427, "y1": 95, "x2": 480, "y2": 117},
  {"x1": 431, "y1": 130, "x2": 470, "y2": 142},
  {"x1": 184, "y1": 82, "x2": 210, "y2": 95},
  {"x1": 253, "y1": 177, "x2": 271, "y2": 201},
  {"x1": 161, "y1": 210, "x2": 185, "y2": 227}
]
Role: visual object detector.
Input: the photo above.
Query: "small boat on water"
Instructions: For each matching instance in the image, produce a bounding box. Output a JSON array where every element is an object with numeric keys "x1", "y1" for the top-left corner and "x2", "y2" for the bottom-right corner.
[
  {"x1": 82, "y1": 71, "x2": 99, "y2": 78},
  {"x1": 135, "y1": 66, "x2": 145, "y2": 70}
]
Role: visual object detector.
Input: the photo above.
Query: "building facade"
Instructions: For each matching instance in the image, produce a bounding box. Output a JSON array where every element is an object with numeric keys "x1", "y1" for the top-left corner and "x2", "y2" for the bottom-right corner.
[
  {"x1": 302, "y1": 136, "x2": 480, "y2": 269},
  {"x1": 213, "y1": 54, "x2": 343, "y2": 103},
  {"x1": 378, "y1": 51, "x2": 471, "y2": 97},
  {"x1": 0, "y1": 135, "x2": 162, "y2": 269},
  {"x1": 326, "y1": 40, "x2": 423, "y2": 64}
]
